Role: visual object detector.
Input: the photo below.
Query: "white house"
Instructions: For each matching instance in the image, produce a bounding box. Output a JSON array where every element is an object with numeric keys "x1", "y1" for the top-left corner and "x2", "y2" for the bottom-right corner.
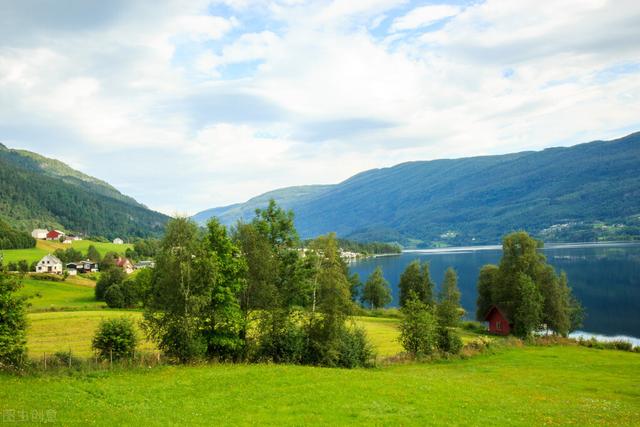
[
  {"x1": 36, "y1": 254, "x2": 63, "y2": 274},
  {"x1": 31, "y1": 229, "x2": 48, "y2": 239},
  {"x1": 113, "y1": 238, "x2": 124, "y2": 245}
]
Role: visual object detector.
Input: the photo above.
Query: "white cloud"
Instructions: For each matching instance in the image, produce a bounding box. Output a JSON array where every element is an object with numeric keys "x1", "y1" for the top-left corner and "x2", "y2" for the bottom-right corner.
[
  {"x1": 390, "y1": 4, "x2": 461, "y2": 32},
  {"x1": 1, "y1": 0, "x2": 640, "y2": 215}
]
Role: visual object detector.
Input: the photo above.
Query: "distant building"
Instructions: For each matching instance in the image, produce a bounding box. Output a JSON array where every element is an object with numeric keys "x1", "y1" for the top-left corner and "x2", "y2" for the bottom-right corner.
[
  {"x1": 113, "y1": 238, "x2": 124, "y2": 245},
  {"x1": 116, "y1": 257, "x2": 135, "y2": 274},
  {"x1": 67, "y1": 260, "x2": 99, "y2": 274},
  {"x1": 484, "y1": 306, "x2": 511, "y2": 336},
  {"x1": 46, "y1": 230, "x2": 65, "y2": 241},
  {"x1": 31, "y1": 229, "x2": 48, "y2": 240},
  {"x1": 62, "y1": 238, "x2": 73, "y2": 244},
  {"x1": 36, "y1": 254, "x2": 63, "y2": 274},
  {"x1": 134, "y1": 260, "x2": 155, "y2": 270},
  {"x1": 67, "y1": 234, "x2": 82, "y2": 241}
]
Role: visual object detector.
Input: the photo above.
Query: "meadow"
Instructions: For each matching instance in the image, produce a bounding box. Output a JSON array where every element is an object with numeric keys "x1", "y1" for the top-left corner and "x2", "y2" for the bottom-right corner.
[
  {"x1": 20, "y1": 277, "x2": 104, "y2": 312},
  {"x1": 1, "y1": 346, "x2": 638, "y2": 425},
  {"x1": 4, "y1": 275, "x2": 639, "y2": 426},
  {"x1": 2, "y1": 239, "x2": 133, "y2": 264}
]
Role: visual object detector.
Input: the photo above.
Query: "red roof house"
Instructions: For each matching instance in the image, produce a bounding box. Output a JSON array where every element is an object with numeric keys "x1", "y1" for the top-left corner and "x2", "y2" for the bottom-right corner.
[
  {"x1": 484, "y1": 306, "x2": 511, "y2": 336},
  {"x1": 46, "y1": 230, "x2": 64, "y2": 240}
]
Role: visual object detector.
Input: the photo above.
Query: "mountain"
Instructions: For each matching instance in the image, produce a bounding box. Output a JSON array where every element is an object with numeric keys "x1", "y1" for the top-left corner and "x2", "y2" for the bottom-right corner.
[
  {"x1": 194, "y1": 132, "x2": 640, "y2": 247},
  {"x1": 0, "y1": 143, "x2": 169, "y2": 239}
]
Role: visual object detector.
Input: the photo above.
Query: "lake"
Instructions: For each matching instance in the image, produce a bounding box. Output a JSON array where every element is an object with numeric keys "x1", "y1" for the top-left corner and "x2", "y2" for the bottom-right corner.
[{"x1": 348, "y1": 242, "x2": 640, "y2": 342}]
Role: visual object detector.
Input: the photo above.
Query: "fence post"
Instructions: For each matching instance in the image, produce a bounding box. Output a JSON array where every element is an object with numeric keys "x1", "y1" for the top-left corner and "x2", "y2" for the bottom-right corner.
[
  {"x1": 68, "y1": 347, "x2": 72, "y2": 368},
  {"x1": 110, "y1": 349, "x2": 113, "y2": 367},
  {"x1": 43, "y1": 352, "x2": 46, "y2": 370}
]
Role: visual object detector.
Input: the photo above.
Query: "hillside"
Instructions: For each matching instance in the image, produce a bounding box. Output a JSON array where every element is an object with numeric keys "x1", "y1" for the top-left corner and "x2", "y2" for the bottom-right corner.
[
  {"x1": 0, "y1": 143, "x2": 169, "y2": 239},
  {"x1": 194, "y1": 132, "x2": 640, "y2": 246}
]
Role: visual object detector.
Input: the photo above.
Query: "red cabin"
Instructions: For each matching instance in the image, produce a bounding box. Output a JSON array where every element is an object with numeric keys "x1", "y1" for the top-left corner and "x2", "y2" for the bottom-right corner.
[
  {"x1": 484, "y1": 306, "x2": 511, "y2": 336},
  {"x1": 46, "y1": 230, "x2": 63, "y2": 240}
]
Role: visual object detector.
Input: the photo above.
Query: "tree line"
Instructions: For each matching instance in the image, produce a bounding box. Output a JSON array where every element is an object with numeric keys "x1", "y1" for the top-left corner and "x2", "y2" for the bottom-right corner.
[{"x1": 0, "y1": 219, "x2": 35, "y2": 250}]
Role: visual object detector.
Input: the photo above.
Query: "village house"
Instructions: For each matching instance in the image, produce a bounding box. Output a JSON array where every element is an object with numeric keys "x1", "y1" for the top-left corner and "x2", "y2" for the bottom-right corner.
[
  {"x1": 31, "y1": 229, "x2": 48, "y2": 240},
  {"x1": 36, "y1": 254, "x2": 63, "y2": 274},
  {"x1": 113, "y1": 237, "x2": 124, "y2": 244},
  {"x1": 484, "y1": 306, "x2": 511, "y2": 336},
  {"x1": 116, "y1": 257, "x2": 135, "y2": 274},
  {"x1": 46, "y1": 230, "x2": 65, "y2": 241},
  {"x1": 134, "y1": 260, "x2": 155, "y2": 270},
  {"x1": 67, "y1": 260, "x2": 99, "y2": 274}
]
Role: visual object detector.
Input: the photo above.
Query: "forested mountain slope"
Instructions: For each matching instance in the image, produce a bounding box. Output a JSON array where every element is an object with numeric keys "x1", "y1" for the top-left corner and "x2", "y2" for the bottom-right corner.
[
  {"x1": 195, "y1": 132, "x2": 640, "y2": 246},
  {"x1": 0, "y1": 143, "x2": 169, "y2": 239}
]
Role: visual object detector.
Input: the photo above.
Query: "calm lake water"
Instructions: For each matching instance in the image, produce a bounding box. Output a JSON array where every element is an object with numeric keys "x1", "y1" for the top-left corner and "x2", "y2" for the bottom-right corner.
[{"x1": 348, "y1": 242, "x2": 640, "y2": 341}]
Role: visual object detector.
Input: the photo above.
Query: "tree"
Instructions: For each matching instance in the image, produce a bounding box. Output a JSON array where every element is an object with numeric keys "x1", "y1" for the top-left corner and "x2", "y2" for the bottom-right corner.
[
  {"x1": 398, "y1": 291, "x2": 437, "y2": 357},
  {"x1": 202, "y1": 218, "x2": 247, "y2": 361},
  {"x1": 104, "y1": 284, "x2": 125, "y2": 308},
  {"x1": 398, "y1": 260, "x2": 434, "y2": 307},
  {"x1": 437, "y1": 267, "x2": 462, "y2": 327},
  {"x1": 0, "y1": 270, "x2": 28, "y2": 367},
  {"x1": 476, "y1": 264, "x2": 498, "y2": 320},
  {"x1": 143, "y1": 217, "x2": 214, "y2": 362},
  {"x1": 476, "y1": 232, "x2": 581, "y2": 337},
  {"x1": 95, "y1": 267, "x2": 126, "y2": 301},
  {"x1": 512, "y1": 273, "x2": 543, "y2": 338},
  {"x1": 348, "y1": 272, "x2": 363, "y2": 303},
  {"x1": 87, "y1": 245, "x2": 101, "y2": 263},
  {"x1": 362, "y1": 267, "x2": 392, "y2": 309},
  {"x1": 92, "y1": 318, "x2": 138, "y2": 361},
  {"x1": 305, "y1": 233, "x2": 356, "y2": 367}
]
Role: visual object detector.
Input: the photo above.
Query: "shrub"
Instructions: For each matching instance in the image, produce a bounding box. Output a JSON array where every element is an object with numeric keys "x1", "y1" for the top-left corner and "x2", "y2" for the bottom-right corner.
[
  {"x1": 337, "y1": 326, "x2": 376, "y2": 368},
  {"x1": 0, "y1": 272, "x2": 28, "y2": 368},
  {"x1": 437, "y1": 327, "x2": 463, "y2": 355},
  {"x1": 30, "y1": 273, "x2": 65, "y2": 282},
  {"x1": 255, "y1": 314, "x2": 306, "y2": 364},
  {"x1": 95, "y1": 268, "x2": 126, "y2": 301},
  {"x1": 398, "y1": 292, "x2": 438, "y2": 357},
  {"x1": 92, "y1": 318, "x2": 138, "y2": 361},
  {"x1": 104, "y1": 285, "x2": 125, "y2": 308},
  {"x1": 50, "y1": 351, "x2": 83, "y2": 369}
]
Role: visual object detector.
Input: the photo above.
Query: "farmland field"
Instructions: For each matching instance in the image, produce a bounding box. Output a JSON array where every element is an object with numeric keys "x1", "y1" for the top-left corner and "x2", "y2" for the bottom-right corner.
[
  {"x1": 1, "y1": 239, "x2": 133, "y2": 264},
  {"x1": 1, "y1": 346, "x2": 638, "y2": 425},
  {"x1": 19, "y1": 278, "x2": 104, "y2": 312}
]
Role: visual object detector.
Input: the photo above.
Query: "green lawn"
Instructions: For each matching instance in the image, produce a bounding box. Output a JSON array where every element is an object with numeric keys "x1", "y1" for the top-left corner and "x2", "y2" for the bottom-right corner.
[
  {"x1": 20, "y1": 278, "x2": 104, "y2": 312},
  {"x1": 1, "y1": 346, "x2": 638, "y2": 425},
  {"x1": 2, "y1": 239, "x2": 133, "y2": 264}
]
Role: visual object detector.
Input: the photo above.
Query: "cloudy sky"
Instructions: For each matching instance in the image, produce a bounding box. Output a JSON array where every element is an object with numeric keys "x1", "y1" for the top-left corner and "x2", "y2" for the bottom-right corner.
[{"x1": 1, "y1": 0, "x2": 639, "y2": 215}]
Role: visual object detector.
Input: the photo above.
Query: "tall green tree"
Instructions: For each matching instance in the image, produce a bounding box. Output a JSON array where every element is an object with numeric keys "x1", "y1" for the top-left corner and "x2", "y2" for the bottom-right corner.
[
  {"x1": 203, "y1": 218, "x2": 247, "y2": 361},
  {"x1": 399, "y1": 291, "x2": 437, "y2": 357},
  {"x1": 475, "y1": 232, "x2": 580, "y2": 338},
  {"x1": 398, "y1": 260, "x2": 434, "y2": 307},
  {"x1": 143, "y1": 218, "x2": 214, "y2": 362},
  {"x1": 476, "y1": 264, "x2": 498, "y2": 320},
  {"x1": 0, "y1": 270, "x2": 28, "y2": 367},
  {"x1": 362, "y1": 266, "x2": 392, "y2": 309},
  {"x1": 305, "y1": 233, "x2": 354, "y2": 366},
  {"x1": 437, "y1": 267, "x2": 462, "y2": 327}
]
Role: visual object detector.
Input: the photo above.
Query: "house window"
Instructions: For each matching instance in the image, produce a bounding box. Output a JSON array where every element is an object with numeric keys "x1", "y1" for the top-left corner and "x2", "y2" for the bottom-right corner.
[{"x1": 496, "y1": 321, "x2": 502, "y2": 331}]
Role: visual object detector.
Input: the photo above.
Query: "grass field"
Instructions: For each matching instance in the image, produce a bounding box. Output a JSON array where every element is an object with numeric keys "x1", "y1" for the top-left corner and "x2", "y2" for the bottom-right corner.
[
  {"x1": 2, "y1": 239, "x2": 133, "y2": 264},
  {"x1": 19, "y1": 278, "x2": 104, "y2": 312},
  {"x1": 1, "y1": 346, "x2": 638, "y2": 425},
  {"x1": 27, "y1": 311, "x2": 154, "y2": 357}
]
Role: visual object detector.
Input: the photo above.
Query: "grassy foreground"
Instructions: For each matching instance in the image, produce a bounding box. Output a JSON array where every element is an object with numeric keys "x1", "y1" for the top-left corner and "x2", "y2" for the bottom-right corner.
[{"x1": 1, "y1": 346, "x2": 638, "y2": 425}]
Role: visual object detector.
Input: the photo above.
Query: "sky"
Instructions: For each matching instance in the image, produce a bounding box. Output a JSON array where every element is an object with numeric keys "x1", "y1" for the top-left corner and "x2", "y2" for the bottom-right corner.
[{"x1": 1, "y1": 0, "x2": 639, "y2": 215}]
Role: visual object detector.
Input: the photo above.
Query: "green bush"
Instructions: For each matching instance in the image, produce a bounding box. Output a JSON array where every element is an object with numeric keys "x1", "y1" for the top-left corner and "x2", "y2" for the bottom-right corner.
[
  {"x1": 95, "y1": 268, "x2": 126, "y2": 301},
  {"x1": 461, "y1": 321, "x2": 487, "y2": 334},
  {"x1": 92, "y1": 318, "x2": 138, "y2": 361},
  {"x1": 30, "y1": 273, "x2": 65, "y2": 282},
  {"x1": 104, "y1": 285, "x2": 125, "y2": 308},
  {"x1": 0, "y1": 272, "x2": 28, "y2": 369},
  {"x1": 255, "y1": 316, "x2": 306, "y2": 364},
  {"x1": 437, "y1": 327, "x2": 463, "y2": 355},
  {"x1": 337, "y1": 327, "x2": 376, "y2": 368},
  {"x1": 399, "y1": 292, "x2": 438, "y2": 357}
]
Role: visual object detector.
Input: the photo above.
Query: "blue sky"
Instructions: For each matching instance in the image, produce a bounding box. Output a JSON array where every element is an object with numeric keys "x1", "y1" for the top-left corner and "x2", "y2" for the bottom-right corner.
[{"x1": 1, "y1": 0, "x2": 639, "y2": 215}]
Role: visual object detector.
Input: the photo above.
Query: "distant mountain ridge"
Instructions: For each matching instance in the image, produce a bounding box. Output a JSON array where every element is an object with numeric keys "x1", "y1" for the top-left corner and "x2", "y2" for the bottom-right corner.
[
  {"x1": 194, "y1": 132, "x2": 640, "y2": 247},
  {"x1": 0, "y1": 143, "x2": 169, "y2": 239}
]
